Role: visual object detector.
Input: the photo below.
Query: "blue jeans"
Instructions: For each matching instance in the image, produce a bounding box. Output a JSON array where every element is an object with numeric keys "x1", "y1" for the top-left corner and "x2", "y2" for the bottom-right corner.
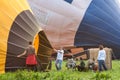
[
  {"x1": 55, "y1": 59, "x2": 62, "y2": 70},
  {"x1": 98, "y1": 60, "x2": 107, "y2": 71}
]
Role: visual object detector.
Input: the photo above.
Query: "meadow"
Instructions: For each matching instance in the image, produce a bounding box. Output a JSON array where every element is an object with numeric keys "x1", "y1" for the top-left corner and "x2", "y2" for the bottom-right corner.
[{"x1": 0, "y1": 60, "x2": 120, "y2": 80}]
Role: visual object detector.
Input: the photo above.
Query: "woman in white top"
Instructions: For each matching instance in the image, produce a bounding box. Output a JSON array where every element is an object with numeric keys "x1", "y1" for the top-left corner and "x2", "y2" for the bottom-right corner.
[{"x1": 97, "y1": 45, "x2": 107, "y2": 71}]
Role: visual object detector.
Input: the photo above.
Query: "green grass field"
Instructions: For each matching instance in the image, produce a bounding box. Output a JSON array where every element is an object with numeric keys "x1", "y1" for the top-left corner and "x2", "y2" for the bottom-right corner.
[{"x1": 0, "y1": 60, "x2": 120, "y2": 80}]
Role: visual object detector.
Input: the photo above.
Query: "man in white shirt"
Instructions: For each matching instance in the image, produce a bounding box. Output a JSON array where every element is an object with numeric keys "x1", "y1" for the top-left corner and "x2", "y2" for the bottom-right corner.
[
  {"x1": 54, "y1": 47, "x2": 64, "y2": 70},
  {"x1": 97, "y1": 45, "x2": 107, "y2": 71}
]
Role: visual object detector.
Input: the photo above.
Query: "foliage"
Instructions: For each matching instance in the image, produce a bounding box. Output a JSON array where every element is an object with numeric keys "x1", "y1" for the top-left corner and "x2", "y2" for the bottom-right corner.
[
  {"x1": 0, "y1": 60, "x2": 120, "y2": 80},
  {"x1": 91, "y1": 72, "x2": 111, "y2": 80}
]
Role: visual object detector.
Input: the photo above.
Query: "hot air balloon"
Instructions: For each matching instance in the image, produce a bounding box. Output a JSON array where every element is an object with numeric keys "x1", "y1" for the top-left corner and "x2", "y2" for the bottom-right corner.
[
  {"x1": 28, "y1": 0, "x2": 120, "y2": 59},
  {"x1": 27, "y1": 0, "x2": 82, "y2": 48},
  {"x1": 0, "y1": 0, "x2": 52, "y2": 74}
]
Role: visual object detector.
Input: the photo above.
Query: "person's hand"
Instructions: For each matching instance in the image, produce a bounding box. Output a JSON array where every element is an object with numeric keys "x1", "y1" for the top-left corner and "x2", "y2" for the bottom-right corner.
[
  {"x1": 53, "y1": 48, "x2": 56, "y2": 50},
  {"x1": 17, "y1": 55, "x2": 20, "y2": 57},
  {"x1": 53, "y1": 48, "x2": 57, "y2": 52}
]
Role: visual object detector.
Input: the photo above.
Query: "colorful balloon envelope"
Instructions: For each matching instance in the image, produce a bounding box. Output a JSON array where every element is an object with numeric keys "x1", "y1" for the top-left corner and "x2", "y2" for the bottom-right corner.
[
  {"x1": 0, "y1": 0, "x2": 52, "y2": 73},
  {"x1": 28, "y1": 0, "x2": 120, "y2": 58}
]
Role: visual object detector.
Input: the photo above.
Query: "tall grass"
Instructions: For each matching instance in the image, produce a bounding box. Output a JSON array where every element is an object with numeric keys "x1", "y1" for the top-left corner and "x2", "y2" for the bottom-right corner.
[{"x1": 0, "y1": 60, "x2": 120, "y2": 80}]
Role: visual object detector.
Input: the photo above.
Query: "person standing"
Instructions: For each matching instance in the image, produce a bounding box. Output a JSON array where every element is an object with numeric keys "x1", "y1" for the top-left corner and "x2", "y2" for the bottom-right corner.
[
  {"x1": 17, "y1": 41, "x2": 37, "y2": 71},
  {"x1": 97, "y1": 45, "x2": 107, "y2": 71},
  {"x1": 54, "y1": 47, "x2": 64, "y2": 70}
]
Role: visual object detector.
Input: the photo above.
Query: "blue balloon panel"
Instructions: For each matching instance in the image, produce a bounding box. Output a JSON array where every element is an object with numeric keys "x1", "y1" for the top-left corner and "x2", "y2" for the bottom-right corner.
[
  {"x1": 74, "y1": 0, "x2": 120, "y2": 58},
  {"x1": 64, "y1": 0, "x2": 73, "y2": 4}
]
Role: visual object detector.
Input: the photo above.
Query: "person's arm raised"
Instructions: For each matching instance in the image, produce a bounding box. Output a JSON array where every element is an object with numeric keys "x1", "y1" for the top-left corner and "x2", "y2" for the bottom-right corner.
[
  {"x1": 17, "y1": 50, "x2": 26, "y2": 57},
  {"x1": 53, "y1": 48, "x2": 57, "y2": 52}
]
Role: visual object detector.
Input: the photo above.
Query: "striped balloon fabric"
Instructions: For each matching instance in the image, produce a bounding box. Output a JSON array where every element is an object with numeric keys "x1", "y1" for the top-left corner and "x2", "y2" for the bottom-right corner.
[
  {"x1": 28, "y1": 0, "x2": 120, "y2": 58},
  {"x1": 0, "y1": 0, "x2": 52, "y2": 74}
]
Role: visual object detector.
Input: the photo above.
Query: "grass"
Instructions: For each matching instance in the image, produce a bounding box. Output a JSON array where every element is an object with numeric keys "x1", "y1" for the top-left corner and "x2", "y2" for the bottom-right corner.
[{"x1": 0, "y1": 60, "x2": 120, "y2": 80}]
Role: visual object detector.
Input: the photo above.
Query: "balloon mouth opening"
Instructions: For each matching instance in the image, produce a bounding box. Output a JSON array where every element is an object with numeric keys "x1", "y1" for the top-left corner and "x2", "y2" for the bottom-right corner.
[{"x1": 33, "y1": 31, "x2": 53, "y2": 55}]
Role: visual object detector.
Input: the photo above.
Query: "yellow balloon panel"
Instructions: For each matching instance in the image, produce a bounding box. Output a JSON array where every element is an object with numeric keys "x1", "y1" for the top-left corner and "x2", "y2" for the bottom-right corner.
[
  {"x1": 0, "y1": 26, "x2": 9, "y2": 41},
  {"x1": 0, "y1": 0, "x2": 32, "y2": 74},
  {"x1": 0, "y1": 41, "x2": 7, "y2": 52},
  {"x1": 0, "y1": 52, "x2": 6, "y2": 74},
  {"x1": 33, "y1": 34, "x2": 39, "y2": 54},
  {"x1": 0, "y1": 25, "x2": 9, "y2": 74}
]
